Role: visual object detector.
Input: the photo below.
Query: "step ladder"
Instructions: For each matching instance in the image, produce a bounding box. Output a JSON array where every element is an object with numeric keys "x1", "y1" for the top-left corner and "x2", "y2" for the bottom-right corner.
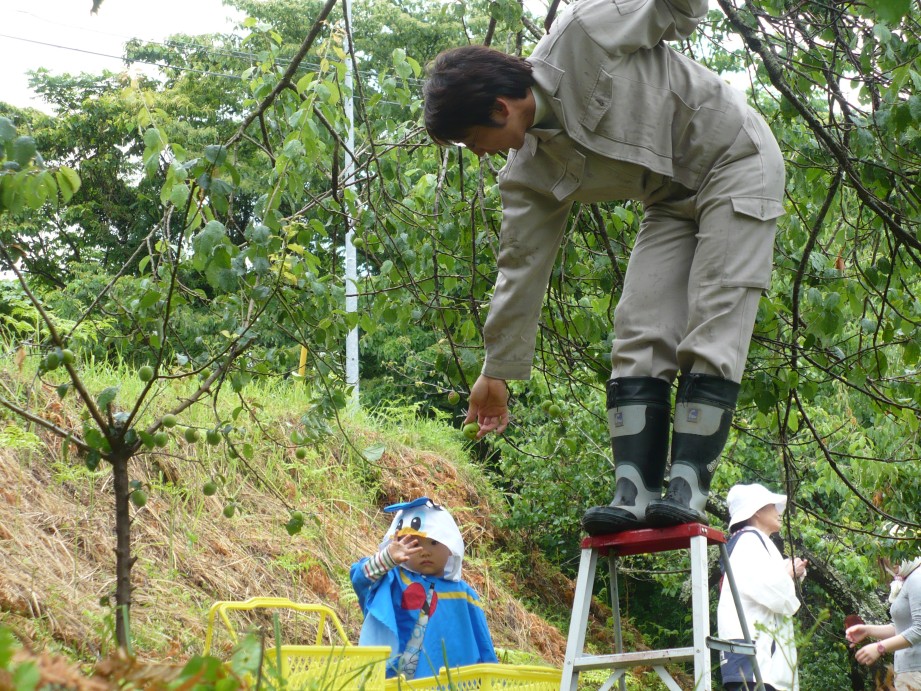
[{"x1": 560, "y1": 522, "x2": 763, "y2": 691}]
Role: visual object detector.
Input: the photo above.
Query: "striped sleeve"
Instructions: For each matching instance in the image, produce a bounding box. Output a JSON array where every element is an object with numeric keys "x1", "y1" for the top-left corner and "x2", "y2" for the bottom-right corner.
[{"x1": 362, "y1": 548, "x2": 397, "y2": 581}]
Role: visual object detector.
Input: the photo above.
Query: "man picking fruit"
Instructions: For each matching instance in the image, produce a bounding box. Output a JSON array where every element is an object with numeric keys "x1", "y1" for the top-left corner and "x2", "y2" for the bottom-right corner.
[{"x1": 423, "y1": 0, "x2": 785, "y2": 533}]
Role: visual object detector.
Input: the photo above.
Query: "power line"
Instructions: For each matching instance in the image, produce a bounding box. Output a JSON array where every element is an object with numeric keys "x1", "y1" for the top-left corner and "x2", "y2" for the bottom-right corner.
[
  {"x1": 3, "y1": 6, "x2": 427, "y2": 87},
  {"x1": 0, "y1": 32, "x2": 427, "y2": 87},
  {"x1": 0, "y1": 33, "x2": 242, "y2": 80},
  {"x1": 0, "y1": 34, "x2": 420, "y2": 111}
]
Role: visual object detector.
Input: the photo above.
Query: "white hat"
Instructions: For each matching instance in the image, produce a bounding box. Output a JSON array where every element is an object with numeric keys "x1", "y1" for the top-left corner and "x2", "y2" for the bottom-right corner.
[{"x1": 727, "y1": 483, "x2": 787, "y2": 529}]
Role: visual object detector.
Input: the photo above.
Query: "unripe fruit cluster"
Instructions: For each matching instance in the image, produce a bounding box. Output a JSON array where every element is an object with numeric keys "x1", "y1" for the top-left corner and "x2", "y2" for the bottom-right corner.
[{"x1": 41, "y1": 347, "x2": 76, "y2": 372}]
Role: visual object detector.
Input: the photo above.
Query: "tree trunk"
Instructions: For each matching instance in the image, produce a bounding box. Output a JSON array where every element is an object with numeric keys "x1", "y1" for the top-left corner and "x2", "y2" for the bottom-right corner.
[{"x1": 112, "y1": 454, "x2": 134, "y2": 650}]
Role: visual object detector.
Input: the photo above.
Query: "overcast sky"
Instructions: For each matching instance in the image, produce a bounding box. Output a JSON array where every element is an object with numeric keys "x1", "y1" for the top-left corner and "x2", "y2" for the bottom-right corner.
[{"x1": 1, "y1": 0, "x2": 243, "y2": 112}]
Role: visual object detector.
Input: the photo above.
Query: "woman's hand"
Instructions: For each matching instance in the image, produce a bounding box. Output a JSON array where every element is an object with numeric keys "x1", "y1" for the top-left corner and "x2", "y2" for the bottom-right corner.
[
  {"x1": 785, "y1": 557, "x2": 808, "y2": 580},
  {"x1": 845, "y1": 624, "x2": 869, "y2": 647},
  {"x1": 463, "y1": 375, "x2": 509, "y2": 438},
  {"x1": 855, "y1": 642, "x2": 884, "y2": 666}
]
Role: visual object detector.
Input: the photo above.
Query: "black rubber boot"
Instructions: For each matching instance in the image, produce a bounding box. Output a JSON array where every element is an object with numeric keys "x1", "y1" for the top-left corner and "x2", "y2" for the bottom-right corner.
[
  {"x1": 645, "y1": 374, "x2": 740, "y2": 527},
  {"x1": 582, "y1": 377, "x2": 671, "y2": 536}
]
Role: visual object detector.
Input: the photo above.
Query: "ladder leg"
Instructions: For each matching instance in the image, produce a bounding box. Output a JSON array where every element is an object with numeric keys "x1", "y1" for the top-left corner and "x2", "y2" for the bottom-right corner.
[
  {"x1": 690, "y1": 534, "x2": 711, "y2": 691},
  {"x1": 607, "y1": 553, "x2": 626, "y2": 691},
  {"x1": 598, "y1": 670, "x2": 627, "y2": 691},
  {"x1": 720, "y1": 543, "x2": 766, "y2": 691},
  {"x1": 652, "y1": 666, "x2": 686, "y2": 691},
  {"x1": 560, "y1": 546, "x2": 599, "y2": 691}
]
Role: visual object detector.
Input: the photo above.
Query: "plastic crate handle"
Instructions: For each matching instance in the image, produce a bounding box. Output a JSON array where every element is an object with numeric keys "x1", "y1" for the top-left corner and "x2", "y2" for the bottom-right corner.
[{"x1": 203, "y1": 597, "x2": 351, "y2": 654}]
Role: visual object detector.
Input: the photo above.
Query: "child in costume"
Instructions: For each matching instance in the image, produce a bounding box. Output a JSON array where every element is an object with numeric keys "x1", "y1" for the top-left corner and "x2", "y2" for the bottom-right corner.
[{"x1": 350, "y1": 497, "x2": 497, "y2": 679}]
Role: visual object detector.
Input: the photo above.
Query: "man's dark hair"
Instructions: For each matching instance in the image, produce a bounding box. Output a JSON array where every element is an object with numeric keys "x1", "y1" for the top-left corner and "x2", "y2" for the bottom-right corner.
[{"x1": 423, "y1": 45, "x2": 535, "y2": 145}]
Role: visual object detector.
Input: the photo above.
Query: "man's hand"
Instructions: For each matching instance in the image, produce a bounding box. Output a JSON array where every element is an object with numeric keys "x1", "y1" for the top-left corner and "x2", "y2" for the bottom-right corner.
[{"x1": 463, "y1": 375, "x2": 509, "y2": 438}]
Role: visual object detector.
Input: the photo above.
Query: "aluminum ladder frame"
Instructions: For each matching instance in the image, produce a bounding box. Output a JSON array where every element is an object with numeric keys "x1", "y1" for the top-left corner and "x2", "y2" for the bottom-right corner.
[{"x1": 559, "y1": 522, "x2": 764, "y2": 691}]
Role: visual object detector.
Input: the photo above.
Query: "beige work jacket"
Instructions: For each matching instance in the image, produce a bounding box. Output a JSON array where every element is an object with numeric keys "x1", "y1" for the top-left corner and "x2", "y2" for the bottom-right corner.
[
  {"x1": 529, "y1": 0, "x2": 747, "y2": 193},
  {"x1": 481, "y1": 0, "x2": 766, "y2": 381}
]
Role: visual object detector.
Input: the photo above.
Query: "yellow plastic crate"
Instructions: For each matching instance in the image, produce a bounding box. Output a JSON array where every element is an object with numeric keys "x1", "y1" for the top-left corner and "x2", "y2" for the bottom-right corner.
[
  {"x1": 384, "y1": 663, "x2": 562, "y2": 691},
  {"x1": 203, "y1": 597, "x2": 390, "y2": 690},
  {"x1": 264, "y1": 644, "x2": 390, "y2": 690}
]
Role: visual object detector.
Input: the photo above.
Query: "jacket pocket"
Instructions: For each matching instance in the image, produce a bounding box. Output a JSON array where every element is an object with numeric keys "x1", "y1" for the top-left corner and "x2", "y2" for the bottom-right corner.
[
  {"x1": 500, "y1": 138, "x2": 585, "y2": 202},
  {"x1": 580, "y1": 67, "x2": 699, "y2": 163}
]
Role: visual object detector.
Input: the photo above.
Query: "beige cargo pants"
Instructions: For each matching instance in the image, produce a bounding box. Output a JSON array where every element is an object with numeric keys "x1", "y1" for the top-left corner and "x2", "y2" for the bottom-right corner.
[{"x1": 611, "y1": 110, "x2": 786, "y2": 384}]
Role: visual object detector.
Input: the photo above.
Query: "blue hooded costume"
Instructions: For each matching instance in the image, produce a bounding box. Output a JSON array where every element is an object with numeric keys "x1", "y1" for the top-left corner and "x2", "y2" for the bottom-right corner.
[{"x1": 350, "y1": 498, "x2": 497, "y2": 679}]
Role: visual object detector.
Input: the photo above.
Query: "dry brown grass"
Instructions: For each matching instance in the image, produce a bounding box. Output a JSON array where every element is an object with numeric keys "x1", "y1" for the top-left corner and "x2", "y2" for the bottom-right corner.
[{"x1": 0, "y1": 402, "x2": 569, "y2": 672}]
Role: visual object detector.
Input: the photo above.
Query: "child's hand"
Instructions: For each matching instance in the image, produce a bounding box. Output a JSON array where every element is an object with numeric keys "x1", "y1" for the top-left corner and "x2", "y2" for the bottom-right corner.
[{"x1": 388, "y1": 534, "x2": 422, "y2": 564}]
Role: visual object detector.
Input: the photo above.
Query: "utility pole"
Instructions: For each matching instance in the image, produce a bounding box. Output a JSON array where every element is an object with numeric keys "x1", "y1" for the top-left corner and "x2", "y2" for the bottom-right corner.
[{"x1": 343, "y1": 0, "x2": 359, "y2": 402}]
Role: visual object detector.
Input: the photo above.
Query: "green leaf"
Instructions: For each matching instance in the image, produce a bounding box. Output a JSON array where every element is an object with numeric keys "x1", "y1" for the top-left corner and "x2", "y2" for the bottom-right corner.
[
  {"x1": 0, "y1": 117, "x2": 16, "y2": 146},
  {"x1": 874, "y1": 0, "x2": 911, "y2": 24},
  {"x1": 97, "y1": 386, "x2": 119, "y2": 409},
  {"x1": 0, "y1": 175, "x2": 17, "y2": 214},
  {"x1": 908, "y1": 95, "x2": 921, "y2": 123},
  {"x1": 228, "y1": 634, "x2": 262, "y2": 678},
  {"x1": 137, "y1": 430, "x2": 154, "y2": 449},
  {"x1": 138, "y1": 289, "x2": 161, "y2": 309},
  {"x1": 143, "y1": 127, "x2": 164, "y2": 149},
  {"x1": 40, "y1": 170, "x2": 57, "y2": 199},
  {"x1": 395, "y1": 60, "x2": 413, "y2": 79},
  {"x1": 84, "y1": 428, "x2": 109, "y2": 452},
  {"x1": 191, "y1": 220, "x2": 228, "y2": 270},
  {"x1": 12, "y1": 660, "x2": 40, "y2": 691},
  {"x1": 205, "y1": 265, "x2": 238, "y2": 292},
  {"x1": 363, "y1": 443, "x2": 386, "y2": 462},
  {"x1": 168, "y1": 182, "x2": 190, "y2": 208},
  {"x1": 11, "y1": 137, "x2": 37, "y2": 167},
  {"x1": 204, "y1": 144, "x2": 228, "y2": 166},
  {"x1": 55, "y1": 167, "x2": 81, "y2": 203},
  {"x1": 0, "y1": 626, "x2": 19, "y2": 667}
]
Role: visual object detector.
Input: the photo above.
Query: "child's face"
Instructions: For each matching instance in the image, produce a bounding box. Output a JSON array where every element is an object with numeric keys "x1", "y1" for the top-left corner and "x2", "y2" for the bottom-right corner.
[{"x1": 403, "y1": 537, "x2": 452, "y2": 577}]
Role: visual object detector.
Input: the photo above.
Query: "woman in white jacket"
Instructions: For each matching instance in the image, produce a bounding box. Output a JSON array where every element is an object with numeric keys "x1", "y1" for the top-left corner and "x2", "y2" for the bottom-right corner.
[{"x1": 717, "y1": 484, "x2": 808, "y2": 691}]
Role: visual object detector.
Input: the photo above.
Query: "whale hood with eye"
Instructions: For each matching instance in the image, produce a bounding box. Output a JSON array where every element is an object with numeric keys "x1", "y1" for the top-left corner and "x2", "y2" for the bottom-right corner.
[{"x1": 380, "y1": 497, "x2": 464, "y2": 581}]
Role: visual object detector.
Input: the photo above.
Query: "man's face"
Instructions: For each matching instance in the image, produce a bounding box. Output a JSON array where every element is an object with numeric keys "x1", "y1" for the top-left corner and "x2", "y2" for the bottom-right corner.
[
  {"x1": 460, "y1": 120, "x2": 527, "y2": 157},
  {"x1": 458, "y1": 95, "x2": 532, "y2": 157}
]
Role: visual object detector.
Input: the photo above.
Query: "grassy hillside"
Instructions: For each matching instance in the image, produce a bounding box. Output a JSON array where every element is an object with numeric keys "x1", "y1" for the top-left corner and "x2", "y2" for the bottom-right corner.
[{"x1": 0, "y1": 362, "x2": 678, "y2": 688}]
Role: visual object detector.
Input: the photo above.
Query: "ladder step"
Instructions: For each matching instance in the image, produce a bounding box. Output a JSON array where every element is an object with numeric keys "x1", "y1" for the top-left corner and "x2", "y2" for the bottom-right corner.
[
  {"x1": 706, "y1": 636, "x2": 756, "y2": 655},
  {"x1": 569, "y1": 647, "x2": 696, "y2": 671}
]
